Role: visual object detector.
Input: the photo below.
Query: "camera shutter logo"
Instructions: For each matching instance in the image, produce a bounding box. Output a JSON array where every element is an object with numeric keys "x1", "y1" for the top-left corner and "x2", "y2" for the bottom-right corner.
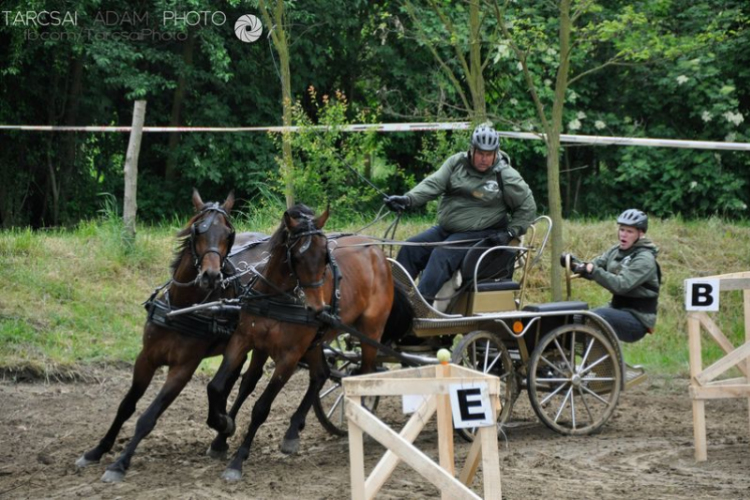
[{"x1": 235, "y1": 14, "x2": 262, "y2": 43}]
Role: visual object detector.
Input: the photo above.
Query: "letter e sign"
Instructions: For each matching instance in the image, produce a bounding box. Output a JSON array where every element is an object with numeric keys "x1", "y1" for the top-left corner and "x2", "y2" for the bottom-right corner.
[
  {"x1": 685, "y1": 278, "x2": 720, "y2": 312},
  {"x1": 448, "y1": 382, "x2": 494, "y2": 429}
]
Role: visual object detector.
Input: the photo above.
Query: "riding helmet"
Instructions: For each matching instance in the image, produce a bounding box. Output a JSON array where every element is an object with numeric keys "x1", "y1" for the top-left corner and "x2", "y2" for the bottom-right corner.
[
  {"x1": 617, "y1": 209, "x2": 648, "y2": 233},
  {"x1": 471, "y1": 125, "x2": 500, "y2": 152}
]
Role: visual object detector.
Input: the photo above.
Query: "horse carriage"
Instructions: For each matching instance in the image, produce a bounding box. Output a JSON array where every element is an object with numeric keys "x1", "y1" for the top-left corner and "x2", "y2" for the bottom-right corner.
[
  {"x1": 312, "y1": 215, "x2": 647, "y2": 439},
  {"x1": 77, "y1": 193, "x2": 644, "y2": 483}
]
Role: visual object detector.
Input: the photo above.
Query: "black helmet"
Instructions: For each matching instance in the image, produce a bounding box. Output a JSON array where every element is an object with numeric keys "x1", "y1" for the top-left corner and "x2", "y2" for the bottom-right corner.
[
  {"x1": 471, "y1": 125, "x2": 499, "y2": 152},
  {"x1": 617, "y1": 209, "x2": 648, "y2": 233}
]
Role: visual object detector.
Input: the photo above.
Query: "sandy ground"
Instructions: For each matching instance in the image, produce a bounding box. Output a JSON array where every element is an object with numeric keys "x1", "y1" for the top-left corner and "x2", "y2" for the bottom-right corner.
[{"x1": 2, "y1": 367, "x2": 750, "y2": 500}]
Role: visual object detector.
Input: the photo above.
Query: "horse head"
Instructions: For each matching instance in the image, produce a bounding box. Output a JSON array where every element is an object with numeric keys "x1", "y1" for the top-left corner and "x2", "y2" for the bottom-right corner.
[
  {"x1": 282, "y1": 204, "x2": 330, "y2": 305},
  {"x1": 187, "y1": 189, "x2": 236, "y2": 290}
]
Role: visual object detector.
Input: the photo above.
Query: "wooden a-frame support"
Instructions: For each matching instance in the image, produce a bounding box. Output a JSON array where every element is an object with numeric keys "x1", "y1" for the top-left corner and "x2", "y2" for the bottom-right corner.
[
  {"x1": 688, "y1": 271, "x2": 750, "y2": 461},
  {"x1": 343, "y1": 363, "x2": 502, "y2": 500}
]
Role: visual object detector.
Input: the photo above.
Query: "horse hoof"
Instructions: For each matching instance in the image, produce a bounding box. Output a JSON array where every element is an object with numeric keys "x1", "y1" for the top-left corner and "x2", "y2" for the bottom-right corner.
[
  {"x1": 222, "y1": 468, "x2": 242, "y2": 482},
  {"x1": 206, "y1": 446, "x2": 227, "y2": 460},
  {"x1": 280, "y1": 438, "x2": 300, "y2": 455},
  {"x1": 101, "y1": 470, "x2": 125, "y2": 483},
  {"x1": 75, "y1": 454, "x2": 98, "y2": 468}
]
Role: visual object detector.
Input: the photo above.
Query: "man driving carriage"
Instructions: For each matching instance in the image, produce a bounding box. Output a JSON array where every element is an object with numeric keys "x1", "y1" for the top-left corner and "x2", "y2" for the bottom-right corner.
[{"x1": 385, "y1": 124, "x2": 537, "y2": 302}]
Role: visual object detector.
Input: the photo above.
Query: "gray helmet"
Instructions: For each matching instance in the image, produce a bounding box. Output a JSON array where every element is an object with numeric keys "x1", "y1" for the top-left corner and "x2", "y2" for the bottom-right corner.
[
  {"x1": 617, "y1": 209, "x2": 648, "y2": 233},
  {"x1": 471, "y1": 125, "x2": 499, "y2": 152}
]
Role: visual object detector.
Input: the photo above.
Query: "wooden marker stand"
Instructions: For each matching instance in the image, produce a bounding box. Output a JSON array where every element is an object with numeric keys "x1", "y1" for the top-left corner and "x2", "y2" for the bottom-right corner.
[
  {"x1": 344, "y1": 363, "x2": 502, "y2": 500},
  {"x1": 688, "y1": 271, "x2": 750, "y2": 461}
]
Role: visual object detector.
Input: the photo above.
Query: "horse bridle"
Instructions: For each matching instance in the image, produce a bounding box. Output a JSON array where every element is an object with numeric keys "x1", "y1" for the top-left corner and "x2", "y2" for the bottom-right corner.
[
  {"x1": 189, "y1": 203, "x2": 236, "y2": 273},
  {"x1": 285, "y1": 217, "x2": 331, "y2": 299}
]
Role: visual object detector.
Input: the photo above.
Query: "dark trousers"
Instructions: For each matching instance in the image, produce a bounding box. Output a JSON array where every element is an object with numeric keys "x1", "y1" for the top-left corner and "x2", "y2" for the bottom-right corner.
[
  {"x1": 396, "y1": 225, "x2": 497, "y2": 299},
  {"x1": 593, "y1": 306, "x2": 648, "y2": 343}
]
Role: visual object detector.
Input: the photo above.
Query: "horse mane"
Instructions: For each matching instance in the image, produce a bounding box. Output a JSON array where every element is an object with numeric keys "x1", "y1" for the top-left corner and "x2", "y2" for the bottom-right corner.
[{"x1": 170, "y1": 209, "x2": 207, "y2": 274}]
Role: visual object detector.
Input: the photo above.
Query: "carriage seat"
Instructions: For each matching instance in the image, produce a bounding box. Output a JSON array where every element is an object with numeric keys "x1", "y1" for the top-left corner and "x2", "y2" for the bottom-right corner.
[
  {"x1": 433, "y1": 236, "x2": 520, "y2": 313},
  {"x1": 522, "y1": 301, "x2": 589, "y2": 313}
]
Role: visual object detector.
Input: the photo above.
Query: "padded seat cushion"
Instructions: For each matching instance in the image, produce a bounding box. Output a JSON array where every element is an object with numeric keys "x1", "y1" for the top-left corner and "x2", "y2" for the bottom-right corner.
[
  {"x1": 522, "y1": 301, "x2": 589, "y2": 313},
  {"x1": 476, "y1": 280, "x2": 521, "y2": 292}
]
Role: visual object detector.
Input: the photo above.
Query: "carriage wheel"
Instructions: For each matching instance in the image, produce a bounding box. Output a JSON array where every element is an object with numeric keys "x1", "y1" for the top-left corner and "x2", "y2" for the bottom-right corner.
[
  {"x1": 451, "y1": 330, "x2": 516, "y2": 442},
  {"x1": 312, "y1": 334, "x2": 379, "y2": 436},
  {"x1": 528, "y1": 324, "x2": 621, "y2": 435}
]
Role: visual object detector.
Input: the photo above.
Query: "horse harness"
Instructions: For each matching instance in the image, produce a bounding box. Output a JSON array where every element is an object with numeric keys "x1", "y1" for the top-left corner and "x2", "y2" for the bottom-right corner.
[
  {"x1": 146, "y1": 294, "x2": 238, "y2": 341},
  {"x1": 239, "y1": 226, "x2": 415, "y2": 365},
  {"x1": 143, "y1": 219, "x2": 413, "y2": 364},
  {"x1": 143, "y1": 204, "x2": 243, "y2": 342},
  {"x1": 241, "y1": 219, "x2": 342, "y2": 349}
]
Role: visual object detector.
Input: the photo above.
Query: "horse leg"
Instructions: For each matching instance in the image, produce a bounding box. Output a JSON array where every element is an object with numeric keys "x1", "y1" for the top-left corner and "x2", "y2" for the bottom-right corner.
[
  {"x1": 206, "y1": 333, "x2": 251, "y2": 434},
  {"x1": 222, "y1": 359, "x2": 297, "y2": 482},
  {"x1": 279, "y1": 346, "x2": 329, "y2": 455},
  {"x1": 75, "y1": 352, "x2": 156, "y2": 468},
  {"x1": 100, "y1": 360, "x2": 200, "y2": 483},
  {"x1": 207, "y1": 350, "x2": 269, "y2": 459},
  {"x1": 356, "y1": 313, "x2": 384, "y2": 377}
]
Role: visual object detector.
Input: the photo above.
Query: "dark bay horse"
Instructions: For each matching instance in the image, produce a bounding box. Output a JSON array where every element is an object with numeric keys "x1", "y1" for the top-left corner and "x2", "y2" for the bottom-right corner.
[
  {"x1": 75, "y1": 190, "x2": 261, "y2": 482},
  {"x1": 205, "y1": 204, "x2": 414, "y2": 482}
]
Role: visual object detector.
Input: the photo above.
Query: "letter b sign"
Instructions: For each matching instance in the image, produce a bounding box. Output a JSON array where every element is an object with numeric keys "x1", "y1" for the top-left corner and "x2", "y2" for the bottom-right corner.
[{"x1": 685, "y1": 279, "x2": 720, "y2": 312}]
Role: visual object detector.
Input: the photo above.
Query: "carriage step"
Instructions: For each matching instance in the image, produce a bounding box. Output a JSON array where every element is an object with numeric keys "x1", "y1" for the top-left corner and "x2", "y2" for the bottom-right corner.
[{"x1": 625, "y1": 364, "x2": 647, "y2": 389}]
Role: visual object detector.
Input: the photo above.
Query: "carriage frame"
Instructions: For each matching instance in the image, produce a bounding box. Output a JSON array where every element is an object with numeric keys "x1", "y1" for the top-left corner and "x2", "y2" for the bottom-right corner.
[{"x1": 312, "y1": 216, "x2": 646, "y2": 439}]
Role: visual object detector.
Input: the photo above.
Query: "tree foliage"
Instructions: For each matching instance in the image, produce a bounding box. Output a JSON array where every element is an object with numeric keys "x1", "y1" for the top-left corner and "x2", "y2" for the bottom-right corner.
[{"x1": 0, "y1": 0, "x2": 747, "y2": 229}]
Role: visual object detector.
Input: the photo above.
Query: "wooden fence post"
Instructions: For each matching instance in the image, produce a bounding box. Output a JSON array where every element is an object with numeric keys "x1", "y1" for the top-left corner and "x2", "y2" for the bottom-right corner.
[{"x1": 123, "y1": 100, "x2": 147, "y2": 245}]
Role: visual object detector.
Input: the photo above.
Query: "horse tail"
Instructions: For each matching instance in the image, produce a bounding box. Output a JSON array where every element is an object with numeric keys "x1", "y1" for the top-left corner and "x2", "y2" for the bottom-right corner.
[{"x1": 381, "y1": 282, "x2": 414, "y2": 345}]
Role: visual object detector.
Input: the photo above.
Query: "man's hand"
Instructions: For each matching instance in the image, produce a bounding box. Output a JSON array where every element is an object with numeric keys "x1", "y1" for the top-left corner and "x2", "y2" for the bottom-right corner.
[
  {"x1": 560, "y1": 253, "x2": 577, "y2": 269},
  {"x1": 574, "y1": 262, "x2": 594, "y2": 280},
  {"x1": 490, "y1": 230, "x2": 514, "y2": 247},
  {"x1": 561, "y1": 253, "x2": 592, "y2": 278},
  {"x1": 573, "y1": 262, "x2": 588, "y2": 274},
  {"x1": 384, "y1": 195, "x2": 410, "y2": 212}
]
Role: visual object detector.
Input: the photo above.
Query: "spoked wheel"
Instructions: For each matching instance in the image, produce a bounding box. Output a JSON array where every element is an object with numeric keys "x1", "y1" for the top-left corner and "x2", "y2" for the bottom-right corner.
[
  {"x1": 451, "y1": 330, "x2": 516, "y2": 442},
  {"x1": 528, "y1": 324, "x2": 622, "y2": 435},
  {"x1": 312, "y1": 334, "x2": 379, "y2": 436}
]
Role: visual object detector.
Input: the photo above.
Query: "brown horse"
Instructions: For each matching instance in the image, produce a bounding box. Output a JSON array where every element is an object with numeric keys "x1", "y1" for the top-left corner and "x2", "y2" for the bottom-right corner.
[
  {"x1": 205, "y1": 204, "x2": 414, "y2": 482},
  {"x1": 75, "y1": 190, "x2": 257, "y2": 482}
]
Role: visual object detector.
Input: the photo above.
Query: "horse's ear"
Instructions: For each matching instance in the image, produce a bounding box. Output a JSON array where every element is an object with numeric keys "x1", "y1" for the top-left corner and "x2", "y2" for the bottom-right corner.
[
  {"x1": 192, "y1": 188, "x2": 204, "y2": 212},
  {"x1": 314, "y1": 204, "x2": 330, "y2": 230},
  {"x1": 222, "y1": 191, "x2": 235, "y2": 213},
  {"x1": 283, "y1": 210, "x2": 300, "y2": 231}
]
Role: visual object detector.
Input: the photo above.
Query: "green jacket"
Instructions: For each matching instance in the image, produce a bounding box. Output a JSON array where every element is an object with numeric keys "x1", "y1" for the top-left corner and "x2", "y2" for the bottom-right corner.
[
  {"x1": 405, "y1": 152, "x2": 536, "y2": 236},
  {"x1": 591, "y1": 238, "x2": 660, "y2": 329}
]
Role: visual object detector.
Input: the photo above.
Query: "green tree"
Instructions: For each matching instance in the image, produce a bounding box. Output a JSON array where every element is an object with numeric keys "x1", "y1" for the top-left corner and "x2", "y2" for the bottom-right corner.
[
  {"x1": 399, "y1": 0, "x2": 498, "y2": 123},
  {"x1": 490, "y1": 0, "x2": 745, "y2": 299}
]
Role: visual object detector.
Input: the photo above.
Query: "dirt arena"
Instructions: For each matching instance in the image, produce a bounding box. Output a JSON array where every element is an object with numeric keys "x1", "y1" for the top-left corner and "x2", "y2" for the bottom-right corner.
[{"x1": 2, "y1": 367, "x2": 750, "y2": 499}]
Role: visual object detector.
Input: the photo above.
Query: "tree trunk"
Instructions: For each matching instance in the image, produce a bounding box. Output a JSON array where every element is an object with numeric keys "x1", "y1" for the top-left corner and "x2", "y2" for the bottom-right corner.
[
  {"x1": 468, "y1": 0, "x2": 486, "y2": 123},
  {"x1": 280, "y1": 51, "x2": 294, "y2": 209},
  {"x1": 259, "y1": 0, "x2": 295, "y2": 208},
  {"x1": 123, "y1": 101, "x2": 147, "y2": 245},
  {"x1": 165, "y1": 32, "x2": 195, "y2": 182},
  {"x1": 547, "y1": 0, "x2": 572, "y2": 301},
  {"x1": 55, "y1": 56, "x2": 84, "y2": 226}
]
